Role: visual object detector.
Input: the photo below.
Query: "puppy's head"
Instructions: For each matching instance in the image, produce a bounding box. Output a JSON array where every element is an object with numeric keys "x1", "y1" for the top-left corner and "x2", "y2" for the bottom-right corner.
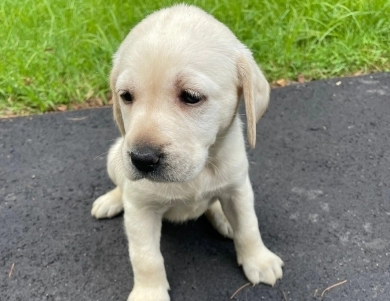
[{"x1": 110, "y1": 5, "x2": 270, "y2": 182}]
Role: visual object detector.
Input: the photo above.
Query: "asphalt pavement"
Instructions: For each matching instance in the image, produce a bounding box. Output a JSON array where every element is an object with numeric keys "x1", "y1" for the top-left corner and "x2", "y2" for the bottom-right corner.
[{"x1": 1, "y1": 73, "x2": 389, "y2": 301}]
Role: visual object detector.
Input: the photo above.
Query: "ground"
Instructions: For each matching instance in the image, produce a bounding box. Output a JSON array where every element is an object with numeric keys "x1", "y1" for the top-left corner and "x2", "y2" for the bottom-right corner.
[{"x1": 1, "y1": 73, "x2": 389, "y2": 300}]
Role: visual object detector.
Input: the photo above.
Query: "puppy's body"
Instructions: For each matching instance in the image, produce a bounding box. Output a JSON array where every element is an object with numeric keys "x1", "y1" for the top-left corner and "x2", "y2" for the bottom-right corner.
[{"x1": 92, "y1": 5, "x2": 283, "y2": 301}]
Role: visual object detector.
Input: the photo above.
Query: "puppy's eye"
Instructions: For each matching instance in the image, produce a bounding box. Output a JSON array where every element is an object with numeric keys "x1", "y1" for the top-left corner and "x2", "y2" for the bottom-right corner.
[
  {"x1": 120, "y1": 91, "x2": 133, "y2": 104},
  {"x1": 180, "y1": 90, "x2": 204, "y2": 105}
]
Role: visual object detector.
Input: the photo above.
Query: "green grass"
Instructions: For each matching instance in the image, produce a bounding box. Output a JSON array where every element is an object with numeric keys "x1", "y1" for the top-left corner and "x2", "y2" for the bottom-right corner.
[{"x1": 1, "y1": 0, "x2": 390, "y2": 115}]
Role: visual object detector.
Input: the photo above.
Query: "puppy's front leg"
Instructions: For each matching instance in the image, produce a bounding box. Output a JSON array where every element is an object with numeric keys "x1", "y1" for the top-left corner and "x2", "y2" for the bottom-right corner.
[
  {"x1": 220, "y1": 175, "x2": 284, "y2": 286},
  {"x1": 124, "y1": 198, "x2": 170, "y2": 301}
]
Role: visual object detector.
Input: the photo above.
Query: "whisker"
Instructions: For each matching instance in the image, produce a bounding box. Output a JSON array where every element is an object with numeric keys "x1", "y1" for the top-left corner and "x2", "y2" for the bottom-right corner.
[{"x1": 94, "y1": 151, "x2": 109, "y2": 160}]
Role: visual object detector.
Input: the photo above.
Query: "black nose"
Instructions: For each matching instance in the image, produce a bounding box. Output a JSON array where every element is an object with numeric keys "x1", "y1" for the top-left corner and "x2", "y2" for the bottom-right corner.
[{"x1": 130, "y1": 146, "x2": 162, "y2": 173}]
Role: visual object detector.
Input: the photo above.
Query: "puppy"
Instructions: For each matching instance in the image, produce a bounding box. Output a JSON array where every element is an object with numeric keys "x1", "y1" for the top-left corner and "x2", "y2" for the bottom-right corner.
[{"x1": 92, "y1": 4, "x2": 283, "y2": 301}]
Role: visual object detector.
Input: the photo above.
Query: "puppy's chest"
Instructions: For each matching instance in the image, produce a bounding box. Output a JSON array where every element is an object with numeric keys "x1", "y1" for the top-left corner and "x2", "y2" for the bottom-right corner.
[
  {"x1": 163, "y1": 193, "x2": 217, "y2": 223},
  {"x1": 134, "y1": 163, "x2": 238, "y2": 222}
]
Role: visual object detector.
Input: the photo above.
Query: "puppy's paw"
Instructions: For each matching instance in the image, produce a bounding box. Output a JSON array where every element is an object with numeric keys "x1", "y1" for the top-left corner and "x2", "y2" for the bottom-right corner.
[
  {"x1": 205, "y1": 201, "x2": 234, "y2": 239},
  {"x1": 241, "y1": 247, "x2": 284, "y2": 286},
  {"x1": 91, "y1": 188, "x2": 123, "y2": 219},
  {"x1": 212, "y1": 214, "x2": 234, "y2": 239},
  {"x1": 128, "y1": 286, "x2": 170, "y2": 301}
]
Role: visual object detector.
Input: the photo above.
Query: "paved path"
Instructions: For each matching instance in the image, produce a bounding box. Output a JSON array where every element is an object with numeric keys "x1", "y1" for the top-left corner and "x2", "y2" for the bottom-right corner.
[{"x1": 1, "y1": 73, "x2": 389, "y2": 301}]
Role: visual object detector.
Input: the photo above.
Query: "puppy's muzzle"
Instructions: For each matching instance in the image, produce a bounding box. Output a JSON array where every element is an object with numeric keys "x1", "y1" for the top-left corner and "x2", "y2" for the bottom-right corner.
[{"x1": 130, "y1": 146, "x2": 162, "y2": 173}]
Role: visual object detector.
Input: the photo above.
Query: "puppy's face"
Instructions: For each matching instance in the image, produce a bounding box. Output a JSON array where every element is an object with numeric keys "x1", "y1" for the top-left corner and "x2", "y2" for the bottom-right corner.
[
  {"x1": 111, "y1": 7, "x2": 270, "y2": 182},
  {"x1": 115, "y1": 51, "x2": 238, "y2": 182}
]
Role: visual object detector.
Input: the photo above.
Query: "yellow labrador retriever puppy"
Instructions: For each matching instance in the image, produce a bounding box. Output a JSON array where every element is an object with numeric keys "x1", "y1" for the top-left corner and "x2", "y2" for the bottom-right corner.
[{"x1": 92, "y1": 4, "x2": 283, "y2": 301}]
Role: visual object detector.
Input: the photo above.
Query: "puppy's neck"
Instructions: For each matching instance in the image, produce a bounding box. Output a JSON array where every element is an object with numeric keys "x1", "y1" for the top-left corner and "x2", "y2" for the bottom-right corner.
[{"x1": 206, "y1": 114, "x2": 246, "y2": 171}]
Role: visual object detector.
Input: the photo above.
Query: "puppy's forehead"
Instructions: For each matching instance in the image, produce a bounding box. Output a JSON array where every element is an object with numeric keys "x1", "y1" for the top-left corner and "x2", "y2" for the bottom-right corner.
[
  {"x1": 115, "y1": 41, "x2": 237, "y2": 96},
  {"x1": 114, "y1": 6, "x2": 240, "y2": 75}
]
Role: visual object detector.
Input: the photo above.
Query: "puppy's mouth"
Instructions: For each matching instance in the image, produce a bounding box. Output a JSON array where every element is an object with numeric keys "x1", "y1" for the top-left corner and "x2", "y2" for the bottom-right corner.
[
  {"x1": 131, "y1": 166, "x2": 179, "y2": 183},
  {"x1": 128, "y1": 159, "x2": 202, "y2": 183},
  {"x1": 132, "y1": 158, "x2": 206, "y2": 182},
  {"x1": 130, "y1": 169, "x2": 194, "y2": 183}
]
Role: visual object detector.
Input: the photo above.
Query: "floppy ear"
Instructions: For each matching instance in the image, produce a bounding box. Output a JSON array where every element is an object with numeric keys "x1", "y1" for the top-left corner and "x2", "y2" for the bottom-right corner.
[
  {"x1": 237, "y1": 50, "x2": 270, "y2": 148},
  {"x1": 110, "y1": 68, "x2": 126, "y2": 136}
]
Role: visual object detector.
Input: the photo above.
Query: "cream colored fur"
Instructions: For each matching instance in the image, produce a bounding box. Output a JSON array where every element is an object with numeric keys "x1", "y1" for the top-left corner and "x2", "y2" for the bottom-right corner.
[{"x1": 91, "y1": 5, "x2": 283, "y2": 301}]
